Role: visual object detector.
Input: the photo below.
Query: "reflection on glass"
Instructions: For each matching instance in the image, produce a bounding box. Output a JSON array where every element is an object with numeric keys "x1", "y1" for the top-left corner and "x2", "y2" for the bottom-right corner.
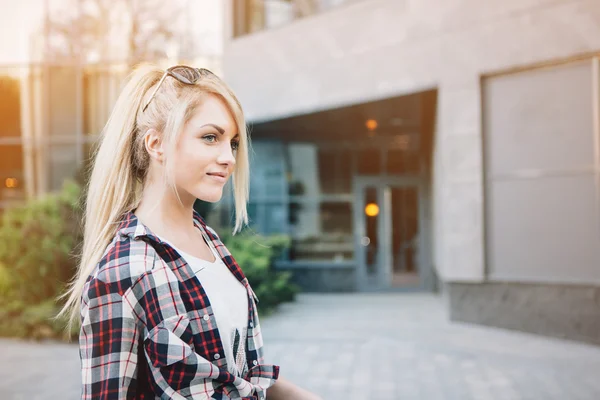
[
  {"x1": 387, "y1": 149, "x2": 420, "y2": 175},
  {"x1": 247, "y1": 203, "x2": 259, "y2": 228},
  {"x1": 49, "y1": 144, "x2": 79, "y2": 191},
  {"x1": 287, "y1": 143, "x2": 319, "y2": 197},
  {"x1": 364, "y1": 187, "x2": 378, "y2": 275},
  {"x1": 318, "y1": 148, "x2": 352, "y2": 194},
  {"x1": 357, "y1": 148, "x2": 380, "y2": 175},
  {"x1": 83, "y1": 68, "x2": 126, "y2": 136},
  {"x1": 391, "y1": 187, "x2": 419, "y2": 287},
  {"x1": 0, "y1": 145, "x2": 26, "y2": 207},
  {"x1": 249, "y1": 141, "x2": 286, "y2": 200},
  {"x1": 0, "y1": 72, "x2": 22, "y2": 137},
  {"x1": 288, "y1": 201, "x2": 353, "y2": 262},
  {"x1": 263, "y1": 203, "x2": 286, "y2": 235},
  {"x1": 48, "y1": 67, "x2": 79, "y2": 137},
  {"x1": 318, "y1": 149, "x2": 336, "y2": 193},
  {"x1": 235, "y1": 0, "x2": 361, "y2": 37},
  {"x1": 203, "y1": 201, "x2": 234, "y2": 231},
  {"x1": 217, "y1": 202, "x2": 286, "y2": 236}
]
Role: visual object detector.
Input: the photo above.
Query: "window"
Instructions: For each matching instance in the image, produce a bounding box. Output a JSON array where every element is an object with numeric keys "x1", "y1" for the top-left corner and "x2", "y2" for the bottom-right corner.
[
  {"x1": 318, "y1": 149, "x2": 352, "y2": 194},
  {"x1": 387, "y1": 148, "x2": 420, "y2": 175},
  {"x1": 250, "y1": 141, "x2": 286, "y2": 200},
  {"x1": 357, "y1": 147, "x2": 381, "y2": 175},
  {"x1": 249, "y1": 202, "x2": 287, "y2": 234},
  {"x1": 0, "y1": 145, "x2": 26, "y2": 208},
  {"x1": 83, "y1": 66, "x2": 128, "y2": 136},
  {"x1": 288, "y1": 200, "x2": 353, "y2": 262},
  {"x1": 0, "y1": 73, "x2": 21, "y2": 138},
  {"x1": 48, "y1": 144, "x2": 79, "y2": 191},
  {"x1": 233, "y1": 0, "x2": 365, "y2": 38},
  {"x1": 48, "y1": 67, "x2": 79, "y2": 139},
  {"x1": 286, "y1": 142, "x2": 354, "y2": 262},
  {"x1": 287, "y1": 143, "x2": 319, "y2": 197}
]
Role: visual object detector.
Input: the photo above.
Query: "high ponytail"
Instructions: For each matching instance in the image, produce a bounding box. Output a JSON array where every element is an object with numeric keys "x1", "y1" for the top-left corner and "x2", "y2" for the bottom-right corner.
[{"x1": 58, "y1": 65, "x2": 163, "y2": 328}]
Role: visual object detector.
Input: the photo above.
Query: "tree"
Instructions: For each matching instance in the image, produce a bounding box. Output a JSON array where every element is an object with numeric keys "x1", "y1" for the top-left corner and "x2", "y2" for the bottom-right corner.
[{"x1": 44, "y1": 0, "x2": 196, "y2": 66}]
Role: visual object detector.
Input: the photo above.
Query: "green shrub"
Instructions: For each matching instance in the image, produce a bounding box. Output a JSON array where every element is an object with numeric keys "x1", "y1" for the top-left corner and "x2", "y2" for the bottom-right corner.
[
  {"x1": 0, "y1": 181, "x2": 83, "y2": 304},
  {"x1": 0, "y1": 181, "x2": 83, "y2": 340},
  {"x1": 219, "y1": 230, "x2": 299, "y2": 316}
]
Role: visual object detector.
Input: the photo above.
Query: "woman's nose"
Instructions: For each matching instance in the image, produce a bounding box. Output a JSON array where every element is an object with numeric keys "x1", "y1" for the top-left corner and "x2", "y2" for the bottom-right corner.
[{"x1": 217, "y1": 144, "x2": 236, "y2": 166}]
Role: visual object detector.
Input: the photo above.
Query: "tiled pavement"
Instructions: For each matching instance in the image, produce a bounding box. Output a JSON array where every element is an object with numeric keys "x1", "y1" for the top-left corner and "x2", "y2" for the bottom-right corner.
[{"x1": 2, "y1": 293, "x2": 600, "y2": 399}]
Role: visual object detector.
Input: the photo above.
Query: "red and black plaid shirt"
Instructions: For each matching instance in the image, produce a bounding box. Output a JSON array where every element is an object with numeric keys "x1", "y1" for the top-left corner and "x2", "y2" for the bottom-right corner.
[{"x1": 79, "y1": 211, "x2": 280, "y2": 399}]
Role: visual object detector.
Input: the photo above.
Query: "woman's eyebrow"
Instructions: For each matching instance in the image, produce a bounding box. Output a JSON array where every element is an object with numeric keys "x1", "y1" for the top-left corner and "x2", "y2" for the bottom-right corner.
[{"x1": 200, "y1": 123, "x2": 225, "y2": 135}]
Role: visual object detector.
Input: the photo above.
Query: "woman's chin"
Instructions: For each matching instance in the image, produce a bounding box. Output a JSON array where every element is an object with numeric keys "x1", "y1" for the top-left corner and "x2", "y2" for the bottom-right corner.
[{"x1": 195, "y1": 191, "x2": 223, "y2": 204}]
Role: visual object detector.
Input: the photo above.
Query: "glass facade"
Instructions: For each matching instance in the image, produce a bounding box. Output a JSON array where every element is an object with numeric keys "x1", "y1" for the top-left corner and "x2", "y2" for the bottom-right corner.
[
  {"x1": 0, "y1": 58, "x2": 218, "y2": 212},
  {"x1": 0, "y1": 64, "x2": 129, "y2": 211},
  {"x1": 0, "y1": 70, "x2": 25, "y2": 208},
  {"x1": 233, "y1": 0, "x2": 367, "y2": 37},
  {"x1": 213, "y1": 139, "x2": 420, "y2": 265},
  {"x1": 0, "y1": 145, "x2": 26, "y2": 208}
]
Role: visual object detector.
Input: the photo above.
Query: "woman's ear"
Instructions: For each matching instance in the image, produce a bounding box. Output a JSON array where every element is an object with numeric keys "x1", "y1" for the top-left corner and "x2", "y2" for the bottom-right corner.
[{"x1": 144, "y1": 129, "x2": 164, "y2": 162}]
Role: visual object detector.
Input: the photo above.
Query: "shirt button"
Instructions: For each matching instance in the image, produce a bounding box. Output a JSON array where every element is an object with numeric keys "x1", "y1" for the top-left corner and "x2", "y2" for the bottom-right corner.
[
  {"x1": 249, "y1": 321, "x2": 254, "y2": 328},
  {"x1": 214, "y1": 353, "x2": 220, "y2": 360},
  {"x1": 253, "y1": 360, "x2": 258, "y2": 366},
  {"x1": 203, "y1": 314, "x2": 210, "y2": 321}
]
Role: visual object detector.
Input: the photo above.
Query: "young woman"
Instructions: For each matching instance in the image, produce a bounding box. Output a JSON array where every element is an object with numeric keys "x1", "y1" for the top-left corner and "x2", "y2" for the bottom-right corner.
[{"x1": 60, "y1": 64, "x2": 321, "y2": 400}]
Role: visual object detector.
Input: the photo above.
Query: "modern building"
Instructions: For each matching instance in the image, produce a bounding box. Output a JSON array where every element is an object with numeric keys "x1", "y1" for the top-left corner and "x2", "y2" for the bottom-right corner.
[
  {"x1": 0, "y1": 0, "x2": 222, "y2": 210},
  {"x1": 220, "y1": 0, "x2": 600, "y2": 344}
]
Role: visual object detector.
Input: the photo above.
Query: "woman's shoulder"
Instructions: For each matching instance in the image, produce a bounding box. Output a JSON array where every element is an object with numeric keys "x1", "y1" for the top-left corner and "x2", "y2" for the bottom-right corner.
[{"x1": 89, "y1": 234, "x2": 159, "y2": 296}]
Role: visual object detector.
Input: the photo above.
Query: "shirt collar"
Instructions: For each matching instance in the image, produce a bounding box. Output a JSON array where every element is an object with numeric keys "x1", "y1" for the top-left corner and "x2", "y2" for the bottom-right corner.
[
  {"x1": 116, "y1": 209, "x2": 256, "y2": 301},
  {"x1": 117, "y1": 209, "x2": 208, "y2": 244}
]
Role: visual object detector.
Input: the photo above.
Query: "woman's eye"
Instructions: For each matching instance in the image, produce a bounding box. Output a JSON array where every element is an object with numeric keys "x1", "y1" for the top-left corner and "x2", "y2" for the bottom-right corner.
[
  {"x1": 203, "y1": 134, "x2": 217, "y2": 143},
  {"x1": 231, "y1": 141, "x2": 240, "y2": 151}
]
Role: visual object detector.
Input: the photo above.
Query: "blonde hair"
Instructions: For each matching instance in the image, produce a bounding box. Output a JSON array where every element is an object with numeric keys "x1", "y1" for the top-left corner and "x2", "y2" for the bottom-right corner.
[{"x1": 58, "y1": 63, "x2": 249, "y2": 327}]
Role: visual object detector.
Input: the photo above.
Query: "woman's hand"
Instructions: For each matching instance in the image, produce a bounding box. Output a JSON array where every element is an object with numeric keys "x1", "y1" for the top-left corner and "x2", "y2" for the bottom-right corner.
[{"x1": 266, "y1": 376, "x2": 323, "y2": 400}]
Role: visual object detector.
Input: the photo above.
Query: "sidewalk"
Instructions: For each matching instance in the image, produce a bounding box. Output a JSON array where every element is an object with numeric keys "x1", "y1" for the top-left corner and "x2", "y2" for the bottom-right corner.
[{"x1": 2, "y1": 293, "x2": 600, "y2": 399}]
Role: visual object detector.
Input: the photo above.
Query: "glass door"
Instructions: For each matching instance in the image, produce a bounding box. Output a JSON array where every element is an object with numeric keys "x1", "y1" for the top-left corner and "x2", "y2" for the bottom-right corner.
[
  {"x1": 388, "y1": 186, "x2": 420, "y2": 288},
  {"x1": 354, "y1": 176, "x2": 423, "y2": 291}
]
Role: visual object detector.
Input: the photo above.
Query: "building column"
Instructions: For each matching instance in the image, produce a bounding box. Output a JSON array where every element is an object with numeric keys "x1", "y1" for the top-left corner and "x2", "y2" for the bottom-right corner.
[{"x1": 19, "y1": 68, "x2": 36, "y2": 200}]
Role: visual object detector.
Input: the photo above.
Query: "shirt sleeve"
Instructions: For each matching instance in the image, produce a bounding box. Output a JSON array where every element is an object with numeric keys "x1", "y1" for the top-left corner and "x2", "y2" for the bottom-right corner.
[{"x1": 79, "y1": 278, "x2": 142, "y2": 399}]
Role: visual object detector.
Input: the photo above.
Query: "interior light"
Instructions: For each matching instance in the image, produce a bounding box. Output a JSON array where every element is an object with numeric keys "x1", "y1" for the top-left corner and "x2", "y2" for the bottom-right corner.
[
  {"x1": 365, "y1": 119, "x2": 378, "y2": 131},
  {"x1": 365, "y1": 203, "x2": 379, "y2": 217},
  {"x1": 5, "y1": 178, "x2": 18, "y2": 188}
]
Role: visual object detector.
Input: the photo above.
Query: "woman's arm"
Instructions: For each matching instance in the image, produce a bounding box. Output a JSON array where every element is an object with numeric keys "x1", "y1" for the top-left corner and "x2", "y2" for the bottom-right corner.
[
  {"x1": 80, "y1": 278, "x2": 141, "y2": 399},
  {"x1": 266, "y1": 376, "x2": 323, "y2": 400}
]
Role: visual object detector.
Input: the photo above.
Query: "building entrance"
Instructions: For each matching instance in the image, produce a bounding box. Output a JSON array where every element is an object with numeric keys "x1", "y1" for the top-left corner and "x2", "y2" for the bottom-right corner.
[{"x1": 354, "y1": 176, "x2": 427, "y2": 291}]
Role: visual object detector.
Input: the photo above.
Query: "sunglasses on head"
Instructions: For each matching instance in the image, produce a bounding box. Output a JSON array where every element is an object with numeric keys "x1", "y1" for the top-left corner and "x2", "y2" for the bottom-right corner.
[{"x1": 142, "y1": 65, "x2": 215, "y2": 112}]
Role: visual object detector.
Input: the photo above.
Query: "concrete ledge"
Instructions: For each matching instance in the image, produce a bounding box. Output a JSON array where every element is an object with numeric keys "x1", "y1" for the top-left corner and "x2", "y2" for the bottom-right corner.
[
  {"x1": 447, "y1": 282, "x2": 600, "y2": 346},
  {"x1": 278, "y1": 266, "x2": 356, "y2": 292}
]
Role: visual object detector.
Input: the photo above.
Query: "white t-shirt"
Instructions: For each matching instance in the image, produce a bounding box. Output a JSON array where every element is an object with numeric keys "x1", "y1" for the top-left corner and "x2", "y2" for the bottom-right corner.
[{"x1": 158, "y1": 234, "x2": 249, "y2": 377}]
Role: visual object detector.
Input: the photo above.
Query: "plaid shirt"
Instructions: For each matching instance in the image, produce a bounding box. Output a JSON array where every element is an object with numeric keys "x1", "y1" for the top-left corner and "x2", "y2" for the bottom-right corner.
[{"x1": 79, "y1": 211, "x2": 280, "y2": 399}]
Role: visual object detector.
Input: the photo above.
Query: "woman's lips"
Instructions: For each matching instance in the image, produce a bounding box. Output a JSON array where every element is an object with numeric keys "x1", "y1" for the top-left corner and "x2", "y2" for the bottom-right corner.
[{"x1": 207, "y1": 172, "x2": 227, "y2": 183}]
